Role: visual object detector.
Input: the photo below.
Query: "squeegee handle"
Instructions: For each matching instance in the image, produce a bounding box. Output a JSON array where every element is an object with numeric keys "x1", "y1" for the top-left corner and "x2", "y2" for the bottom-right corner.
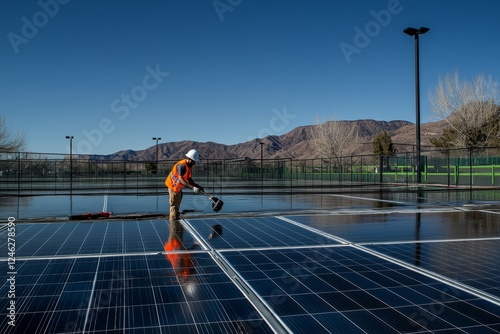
[{"x1": 198, "y1": 189, "x2": 212, "y2": 199}]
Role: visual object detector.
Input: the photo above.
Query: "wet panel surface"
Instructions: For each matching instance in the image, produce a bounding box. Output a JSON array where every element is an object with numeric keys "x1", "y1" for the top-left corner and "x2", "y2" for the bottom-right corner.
[
  {"x1": 1, "y1": 196, "x2": 500, "y2": 333},
  {"x1": 286, "y1": 210, "x2": 500, "y2": 242}
]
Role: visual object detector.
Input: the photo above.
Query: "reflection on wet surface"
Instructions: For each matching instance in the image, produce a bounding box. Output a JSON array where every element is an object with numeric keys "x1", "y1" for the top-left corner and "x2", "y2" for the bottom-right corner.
[
  {"x1": 287, "y1": 210, "x2": 500, "y2": 242},
  {"x1": 2, "y1": 189, "x2": 500, "y2": 221}
]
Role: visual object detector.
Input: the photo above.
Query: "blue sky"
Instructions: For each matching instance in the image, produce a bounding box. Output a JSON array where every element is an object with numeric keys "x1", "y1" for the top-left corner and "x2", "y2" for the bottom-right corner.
[{"x1": 1, "y1": 0, "x2": 500, "y2": 155}]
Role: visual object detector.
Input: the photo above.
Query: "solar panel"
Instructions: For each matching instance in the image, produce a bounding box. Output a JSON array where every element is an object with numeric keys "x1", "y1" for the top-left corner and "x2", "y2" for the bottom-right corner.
[
  {"x1": 0, "y1": 257, "x2": 97, "y2": 333},
  {"x1": 222, "y1": 246, "x2": 500, "y2": 333},
  {"x1": 367, "y1": 239, "x2": 500, "y2": 299},
  {"x1": 0, "y1": 254, "x2": 276, "y2": 333},
  {"x1": 6, "y1": 220, "x2": 172, "y2": 257},
  {"x1": 2, "y1": 206, "x2": 500, "y2": 333},
  {"x1": 186, "y1": 216, "x2": 342, "y2": 250},
  {"x1": 285, "y1": 210, "x2": 500, "y2": 243}
]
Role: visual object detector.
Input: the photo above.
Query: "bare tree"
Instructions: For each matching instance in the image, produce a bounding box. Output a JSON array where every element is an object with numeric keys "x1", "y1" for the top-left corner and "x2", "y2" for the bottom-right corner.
[
  {"x1": 0, "y1": 115, "x2": 27, "y2": 153},
  {"x1": 310, "y1": 116, "x2": 360, "y2": 164},
  {"x1": 429, "y1": 72, "x2": 500, "y2": 148}
]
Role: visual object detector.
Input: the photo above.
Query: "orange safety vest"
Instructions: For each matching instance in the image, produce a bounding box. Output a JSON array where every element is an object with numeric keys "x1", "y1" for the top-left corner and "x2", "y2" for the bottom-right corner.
[{"x1": 165, "y1": 159, "x2": 192, "y2": 192}]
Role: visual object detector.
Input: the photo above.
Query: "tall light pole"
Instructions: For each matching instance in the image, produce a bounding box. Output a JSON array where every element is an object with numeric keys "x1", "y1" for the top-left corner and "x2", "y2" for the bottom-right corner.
[
  {"x1": 65, "y1": 136, "x2": 74, "y2": 191},
  {"x1": 259, "y1": 142, "x2": 264, "y2": 186},
  {"x1": 404, "y1": 26, "x2": 429, "y2": 184},
  {"x1": 152, "y1": 137, "x2": 161, "y2": 174}
]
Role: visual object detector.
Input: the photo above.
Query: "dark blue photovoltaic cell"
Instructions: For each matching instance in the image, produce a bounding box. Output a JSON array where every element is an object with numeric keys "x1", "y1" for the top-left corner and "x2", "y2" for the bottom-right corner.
[
  {"x1": 187, "y1": 216, "x2": 341, "y2": 249},
  {"x1": 0, "y1": 257, "x2": 98, "y2": 333},
  {"x1": 0, "y1": 220, "x2": 174, "y2": 257},
  {"x1": 223, "y1": 246, "x2": 500, "y2": 333},
  {"x1": 367, "y1": 240, "x2": 500, "y2": 299},
  {"x1": 282, "y1": 314, "x2": 336, "y2": 333},
  {"x1": 314, "y1": 313, "x2": 365, "y2": 333},
  {"x1": 285, "y1": 211, "x2": 500, "y2": 243},
  {"x1": 0, "y1": 252, "x2": 274, "y2": 333}
]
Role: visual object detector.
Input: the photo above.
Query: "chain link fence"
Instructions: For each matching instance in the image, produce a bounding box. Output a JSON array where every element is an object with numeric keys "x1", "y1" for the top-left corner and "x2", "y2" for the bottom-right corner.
[{"x1": 2, "y1": 147, "x2": 500, "y2": 196}]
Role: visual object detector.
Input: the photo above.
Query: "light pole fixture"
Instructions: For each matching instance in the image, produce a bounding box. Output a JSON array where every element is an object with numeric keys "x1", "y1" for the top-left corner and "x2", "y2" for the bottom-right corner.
[
  {"x1": 404, "y1": 26, "x2": 429, "y2": 184},
  {"x1": 65, "y1": 136, "x2": 74, "y2": 191}
]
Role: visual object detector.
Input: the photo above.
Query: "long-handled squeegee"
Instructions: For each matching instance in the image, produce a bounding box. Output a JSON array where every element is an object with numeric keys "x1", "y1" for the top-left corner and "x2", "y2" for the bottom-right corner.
[{"x1": 199, "y1": 190, "x2": 224, "y2": 212}]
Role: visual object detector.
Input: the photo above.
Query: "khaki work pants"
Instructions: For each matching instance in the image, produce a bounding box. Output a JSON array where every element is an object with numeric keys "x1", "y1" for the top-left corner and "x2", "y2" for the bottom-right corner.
[{"x1": 169, "y1": 188, "x2": 183, "y2": 221}]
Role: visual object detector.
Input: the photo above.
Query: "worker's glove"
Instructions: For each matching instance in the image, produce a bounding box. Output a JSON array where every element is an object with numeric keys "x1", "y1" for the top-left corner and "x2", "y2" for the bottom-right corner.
[{"x1": 193, "y1": 187, "x2": 200, "y2": 194}]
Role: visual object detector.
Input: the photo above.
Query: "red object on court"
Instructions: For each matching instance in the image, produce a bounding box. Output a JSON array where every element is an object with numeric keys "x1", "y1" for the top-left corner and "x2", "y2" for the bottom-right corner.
[{"x1": 68, "y1": 211, "x2": 112, "y2": 220}]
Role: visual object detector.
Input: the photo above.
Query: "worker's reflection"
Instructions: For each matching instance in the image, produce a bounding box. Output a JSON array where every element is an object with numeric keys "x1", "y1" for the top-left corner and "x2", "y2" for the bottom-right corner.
[
  {"x1": 164, "y1": 221, "x2": 223, "y2": 303},
  {"x1": 164, "y1": 220, "x2": 196, "y2": 278},
  {"x1": 164, "y1": 220, "x2": 223, "y2": 279}
]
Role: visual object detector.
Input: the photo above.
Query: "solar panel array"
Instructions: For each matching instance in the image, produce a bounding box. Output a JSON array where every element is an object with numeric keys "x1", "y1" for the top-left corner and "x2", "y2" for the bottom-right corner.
[{"x1": 1, "y1": 208, "x2": 500, "y2": 333}]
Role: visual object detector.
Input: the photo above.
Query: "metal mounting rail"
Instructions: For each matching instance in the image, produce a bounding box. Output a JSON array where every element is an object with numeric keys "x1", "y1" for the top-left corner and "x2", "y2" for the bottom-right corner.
[{"x1": 182, "y1": 219, "x2": 292, "y2": 334}]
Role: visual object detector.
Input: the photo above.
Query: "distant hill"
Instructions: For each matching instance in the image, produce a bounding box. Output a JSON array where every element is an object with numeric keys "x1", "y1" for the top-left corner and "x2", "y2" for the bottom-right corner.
[{"x1": 86, "y1": 119, "x2": 446, "y2": 161}]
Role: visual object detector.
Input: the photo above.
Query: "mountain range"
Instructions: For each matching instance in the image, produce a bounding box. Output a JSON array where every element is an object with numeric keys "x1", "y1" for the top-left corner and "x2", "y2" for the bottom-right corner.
[{"x1": 88, "y1": 119, "x2": 447, "y2": 161}]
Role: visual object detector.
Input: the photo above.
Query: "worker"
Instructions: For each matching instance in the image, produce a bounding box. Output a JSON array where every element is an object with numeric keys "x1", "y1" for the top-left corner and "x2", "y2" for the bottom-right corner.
[{"x1": 165, "y1": 149, "x2": 204, "y2": 221}]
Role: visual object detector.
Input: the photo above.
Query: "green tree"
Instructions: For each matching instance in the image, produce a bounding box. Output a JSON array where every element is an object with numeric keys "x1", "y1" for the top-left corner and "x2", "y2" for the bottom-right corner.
[
  {"x1": 144, "y1": 161, "x2": 157, "y2": 174},
  {"x1": 372, "y1": 131, "x2": 396, "y2": 155},
  {"x1": 429, "y1": 127, "x2": 456, "y2": 148}
]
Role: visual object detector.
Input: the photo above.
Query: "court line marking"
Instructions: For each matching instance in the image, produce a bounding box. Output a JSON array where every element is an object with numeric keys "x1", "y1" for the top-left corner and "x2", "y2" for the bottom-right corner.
[
  {"x1": 326, "y1": 193, "x2": 500, "y2": 215},
  {"x1": 325, "y1": 193, "x2": 409, "y2": 205},
  {"x1": 358, "y1": 236, "x2": 500, "y2": 246}
]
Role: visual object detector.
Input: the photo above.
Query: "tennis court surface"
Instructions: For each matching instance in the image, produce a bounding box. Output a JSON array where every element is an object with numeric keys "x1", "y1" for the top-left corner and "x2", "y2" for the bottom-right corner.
[{"x1": 1, "y1": 197, "x2": 500, "y2": 333}]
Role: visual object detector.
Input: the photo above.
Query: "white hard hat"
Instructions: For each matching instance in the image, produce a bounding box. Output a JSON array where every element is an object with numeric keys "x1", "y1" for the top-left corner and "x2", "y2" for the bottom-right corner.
[{"x1": 185, "y1": 149, "x2": 200, "y2": 162}]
